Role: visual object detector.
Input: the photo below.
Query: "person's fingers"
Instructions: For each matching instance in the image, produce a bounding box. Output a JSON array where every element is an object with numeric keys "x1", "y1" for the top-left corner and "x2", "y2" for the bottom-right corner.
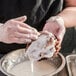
[
  {"x1": 8, "y1": 19, "x2": 32, "y2": 30},
  {"x1": 55, "y1": 39, "x2": 61, "y2": 45},
  {"x1": 16, "y1": 25, "x2": 33, "y2": 34},
  {"x1": 57, "y1": 33, "x2": 64, "y2": 44},
  {"x1": 55, "y1": 46, "x2": 61, "y2": 55},
  {"x1": 3, "y1": 17, "x2": 40, "y2": 43},
  {"x1": 14, "y1": 32, "x2": 38, "y2": 40},
  {"x1": 13, "y1": 16, "x2": 27, "y2": 22},
  {"x1": 14, "y1": 20, "x2": 33, "y2": 29},
  {"x1": 31, "y1": 28, "x2": 40, "y2": 35},
  {"x1": 56, "y1": 44, "x2": 61, "y2": 52},
  {"x1": 57, "y1": 25, "x2": 66, "y2": 43},
  {"x1": 16, "y1": 24, "x2": 40, "y2": 35},
  {"x1": 12, "y1": 37, "x2": 32, "y2": 44},
  {"x1": 54, "y1": 39, "x2": 61, "y2": 55},
  {"x1": 7, "y1": 19, "x2": 40, "y2": 36}
]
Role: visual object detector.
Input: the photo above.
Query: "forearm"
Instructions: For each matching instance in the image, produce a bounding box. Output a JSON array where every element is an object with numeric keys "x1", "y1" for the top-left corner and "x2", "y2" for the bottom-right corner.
[{"x1": 58, "y1": 7, "x2": 76, "y2": 28}]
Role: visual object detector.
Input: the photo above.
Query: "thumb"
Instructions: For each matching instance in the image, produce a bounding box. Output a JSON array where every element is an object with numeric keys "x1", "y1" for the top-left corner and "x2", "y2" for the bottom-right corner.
[
  {"x1": 57, "y1": 27, "x2": 65, "y2": 43},
  {"x1": 57, "y1": 30, "x2": 65, "y2": 44},
  {"x1": 14, "y1": 16, "x2": 27, "y2": 22}
]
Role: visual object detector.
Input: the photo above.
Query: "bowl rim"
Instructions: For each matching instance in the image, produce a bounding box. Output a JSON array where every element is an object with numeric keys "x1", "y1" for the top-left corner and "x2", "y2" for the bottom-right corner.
[
  {"x1": 66, "y1": 54, "x2": 76, "y2": 76},
  {"x1": 50, "y1": 53, "x2": 66, "y2": 76}
]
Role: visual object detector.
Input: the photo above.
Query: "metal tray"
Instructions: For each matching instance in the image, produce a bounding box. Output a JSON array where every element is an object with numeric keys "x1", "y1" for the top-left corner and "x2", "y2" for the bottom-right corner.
[
  {"x1": 66, "y1": 54, "x2": 76, "y2": 76},
  {"x1": 0, "y1": 49, "x2": 65, "y2": 76}
]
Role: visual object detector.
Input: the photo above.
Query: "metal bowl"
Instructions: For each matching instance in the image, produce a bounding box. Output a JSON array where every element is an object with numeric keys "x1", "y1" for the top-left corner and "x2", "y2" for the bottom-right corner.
[
  {"x1": 0, "y1": 49, "x2": 65, "y2": 76},
  {"x1": 66, "y1": 54, "x2": 76, "y2": 76}
]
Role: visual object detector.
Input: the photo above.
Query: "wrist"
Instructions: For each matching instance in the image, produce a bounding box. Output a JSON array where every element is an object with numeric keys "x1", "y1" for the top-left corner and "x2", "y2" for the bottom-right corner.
[{"x1": 46, "y1": 16, "x2": 65, "y2": 28}]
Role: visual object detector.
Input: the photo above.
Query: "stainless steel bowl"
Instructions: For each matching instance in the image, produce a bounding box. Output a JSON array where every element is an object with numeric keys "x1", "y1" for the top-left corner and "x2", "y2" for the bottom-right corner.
[
  {"x1": 0, "y1": 49, "x2": 65, "y2": 76},
  {"x1": 66, "y1": 54, "x2": 76, "y2": 76}
]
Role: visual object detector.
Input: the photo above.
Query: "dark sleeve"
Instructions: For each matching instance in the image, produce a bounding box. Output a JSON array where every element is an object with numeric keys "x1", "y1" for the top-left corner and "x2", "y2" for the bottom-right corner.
[
  {"x1": 0, "y1": 43, "x2": 26, "y2": 54},
  {"x1": 61, "y1": 28, "x2": 75, "y2": 55}
]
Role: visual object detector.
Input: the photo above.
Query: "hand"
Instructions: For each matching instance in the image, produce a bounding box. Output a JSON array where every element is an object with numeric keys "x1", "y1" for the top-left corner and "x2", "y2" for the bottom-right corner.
[
  {"x1": 43, "y1": 20, "x2": 65, "y2": 53},
  {"x1": 0, "y1": 16, "x2": 39, "y2": 44}
]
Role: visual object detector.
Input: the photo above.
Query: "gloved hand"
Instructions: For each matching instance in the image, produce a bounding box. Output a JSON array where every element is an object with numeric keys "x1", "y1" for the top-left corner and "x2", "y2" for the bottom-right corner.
[
  {"x1": 0, "y1": 16, "x2": 39, "y2": 44},
  {"x1": 43, "y1": 16, "x2": 66, "y2": 53}
]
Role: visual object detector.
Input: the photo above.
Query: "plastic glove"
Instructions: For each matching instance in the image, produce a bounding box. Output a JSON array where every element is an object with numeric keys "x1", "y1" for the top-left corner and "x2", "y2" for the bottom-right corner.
[
  {"x1": 0, "y1": 16, "x2": 39, "y2": 44},
  {"x1": 43, "y1": 16, "x2": 66, "y2": 53}
]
